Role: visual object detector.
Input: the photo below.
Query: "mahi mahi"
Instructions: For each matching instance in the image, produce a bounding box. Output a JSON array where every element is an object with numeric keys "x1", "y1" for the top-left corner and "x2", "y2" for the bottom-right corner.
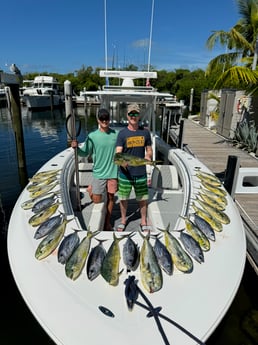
[
  {"x1": 196, "y1": 198, "x2": 230, "y2": 225},
  {"x1": 29, "y1": 202, "x2": 60, "y2": 227},
  {"x1": 114, "y1": 152, "x2": 161, "y2": 167},
  {"x1": 201, "y1": 181, "x2": 227, "y2": 197},
  {"x1": 158, "y1": 224, "x2": 193, "y2": 273},
  {"x1": 192, "y1": 202, "x2": 223, "y2": 232},
  {"x1": 35, "y1": 218, "x2": 72, "y2": 260},
  {"x1": 180, "y1": 216, "x2": 210, "y2": 251},
  {"x1": 101, "y1": 232, "x2": 128, "y2": 286},
  {"x1": 139, "y1": 231, "x2": 163, "y2": 293},
  {"x1": 65, "y1": 230, "x2": 100, "y2": 280}
]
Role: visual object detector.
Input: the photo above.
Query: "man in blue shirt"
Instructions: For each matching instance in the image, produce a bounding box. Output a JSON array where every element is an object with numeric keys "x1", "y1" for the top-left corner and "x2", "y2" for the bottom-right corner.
[{"x1": 115, "y1": 103, "x2": 152, "y2": 231}]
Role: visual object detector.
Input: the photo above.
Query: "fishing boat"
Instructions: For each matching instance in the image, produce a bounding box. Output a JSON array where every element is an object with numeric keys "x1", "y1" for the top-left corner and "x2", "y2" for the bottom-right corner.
[
  {"x1": 7, "y1": 69, "x2": 246, "y2": 345},
  {"x1": 22, "y1": 75, "x2": 64, "y2": 110}
]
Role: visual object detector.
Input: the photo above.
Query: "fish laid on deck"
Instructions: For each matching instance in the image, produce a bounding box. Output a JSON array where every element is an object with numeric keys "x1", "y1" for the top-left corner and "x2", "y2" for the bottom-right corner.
[
  {"x1": 35, "y1": 218, "x2": 72, "y2": 260},
  {"x1": 58, "y1": 231, "x2": 80, "y2": 265},
  {"x1": 192, "y1": 202, "x2": 223, "y2": 232},
  {"x1": 101, "y1": 233, "x2": 129, "y2": 286},
  {"x1": 122, "y1": 234, "x2": 140, "y2": 272},
  {"x1": 139, "y1": 231, "x2": 163, "y2": 293},
  {"x1": 158, "y1": 224, "x2": 193, "y2": 273},
  {"x1": 65, "y1": 230, "x2": 100, "y2": 281},
  {"x1": 34, "y1": 214, "x2": 64, "y2": 239},
  {"x1": 179, "y1": 232, "x2": 204, "y2": 264},
  {"x1": 86, "y1": 239, "x2": 107, "y2": 281},
  {"x1": 29, "y1": 202, "x2": 60, "y2": 227}
]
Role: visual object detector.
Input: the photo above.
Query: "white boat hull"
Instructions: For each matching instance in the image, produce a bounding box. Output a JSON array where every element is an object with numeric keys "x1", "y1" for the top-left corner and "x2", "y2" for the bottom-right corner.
[
  {"x1": 24, "y1": 94, "x2": 64, "y2": 110},
  {"x1": 7, "y1": 145, "x2": 246, "y2": 345}
]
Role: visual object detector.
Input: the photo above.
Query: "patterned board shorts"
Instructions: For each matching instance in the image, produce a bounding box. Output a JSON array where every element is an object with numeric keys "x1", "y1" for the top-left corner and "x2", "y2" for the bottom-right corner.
[{"x1": 118, "y1": 174, "x2": 148, "y2": 201}]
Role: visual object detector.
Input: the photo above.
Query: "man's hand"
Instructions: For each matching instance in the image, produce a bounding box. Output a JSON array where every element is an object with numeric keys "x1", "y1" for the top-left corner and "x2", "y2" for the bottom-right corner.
[{"x1": 71, "y1": 140, "x2": 78, "y2": 148}]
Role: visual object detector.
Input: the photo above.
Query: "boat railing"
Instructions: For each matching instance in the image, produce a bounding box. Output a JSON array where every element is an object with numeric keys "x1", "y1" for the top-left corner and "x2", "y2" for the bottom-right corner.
[{"x1": 102, "y1": 85, "x2": 155, "y2": 92}]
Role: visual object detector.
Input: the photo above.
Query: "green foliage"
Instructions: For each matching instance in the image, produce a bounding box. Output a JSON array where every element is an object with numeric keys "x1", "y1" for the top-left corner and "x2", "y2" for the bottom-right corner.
[
  {"x1": 23, "y1": 64, "x2": 219, "y2": 115},
  {"x1": 233, "y1": 119, "x2": 258, "y2": 152},
  {"x1": 206, "y1": 0, "x2": 258, "y2": 92}
]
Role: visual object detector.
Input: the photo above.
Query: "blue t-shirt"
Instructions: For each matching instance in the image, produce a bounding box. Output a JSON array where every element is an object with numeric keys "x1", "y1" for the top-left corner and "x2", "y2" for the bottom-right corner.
[{"x1": 116, "y1": 127, "x2": 152, "y2": 177}]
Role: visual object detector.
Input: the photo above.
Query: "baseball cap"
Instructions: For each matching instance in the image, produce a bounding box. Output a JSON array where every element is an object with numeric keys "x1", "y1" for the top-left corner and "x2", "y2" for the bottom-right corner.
[
  {"x1": 127, "y1": 103, "x2": 140, "y2": 114},
  {"x1": 97, "y1": 108, "x2": 110, "y2": 121}
]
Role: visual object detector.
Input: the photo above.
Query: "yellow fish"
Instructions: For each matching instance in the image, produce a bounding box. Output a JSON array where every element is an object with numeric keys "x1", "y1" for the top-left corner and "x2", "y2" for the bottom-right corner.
[{"x1": 114, "y1": 152, "x2": 161, "y2": 167}]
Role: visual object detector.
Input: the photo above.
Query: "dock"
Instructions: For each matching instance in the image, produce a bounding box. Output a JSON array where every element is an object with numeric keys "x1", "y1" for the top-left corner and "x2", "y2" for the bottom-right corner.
[{"x1": 181, "y1": 118, "x2": 258, "y2": 274}]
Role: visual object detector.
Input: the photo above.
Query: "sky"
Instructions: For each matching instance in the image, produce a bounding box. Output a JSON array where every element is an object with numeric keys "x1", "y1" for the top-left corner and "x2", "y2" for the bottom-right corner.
[{"x1": 1, "y1": 0, "x2": 240, "y2": 75}]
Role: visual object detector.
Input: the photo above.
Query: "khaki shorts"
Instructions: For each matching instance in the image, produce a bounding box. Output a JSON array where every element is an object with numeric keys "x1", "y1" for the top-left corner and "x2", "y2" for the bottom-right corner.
[{"x1": 92, "y1": 178, "x2": 118, "y2": 195}]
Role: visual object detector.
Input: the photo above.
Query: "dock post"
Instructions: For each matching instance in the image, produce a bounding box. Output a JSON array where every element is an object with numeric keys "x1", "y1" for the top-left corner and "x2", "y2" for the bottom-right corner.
[
  {"x1": 0, "y1": 71, "x2": 28, "y2": 187},
  {"x1": 64, "y1": 80, "x2": 73, "y2": 144},
  {"x1": 223, "y1": 155, "x2": 240, "y2": 198},
  {"x1": 177, "y1": 119, "x2": 184, "y2": 149}
]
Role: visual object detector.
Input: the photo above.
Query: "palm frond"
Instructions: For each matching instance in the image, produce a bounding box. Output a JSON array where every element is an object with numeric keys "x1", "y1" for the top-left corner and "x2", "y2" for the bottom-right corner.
[
  {"x1": 205, "y1": 53, "x2": 240, "y2": 76},
  {"x1": 213, "y1": 66, "x2": 258, "y2": 89}
]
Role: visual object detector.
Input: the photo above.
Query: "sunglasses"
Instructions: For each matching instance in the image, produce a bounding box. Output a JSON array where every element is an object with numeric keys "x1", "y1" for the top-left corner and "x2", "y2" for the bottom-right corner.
[
  {"x1": 99, "y1": 116, "x2": 110, "y2": 122},
  {"x1": 128, "y1": 112, "x2": 140, "y2": 117}
]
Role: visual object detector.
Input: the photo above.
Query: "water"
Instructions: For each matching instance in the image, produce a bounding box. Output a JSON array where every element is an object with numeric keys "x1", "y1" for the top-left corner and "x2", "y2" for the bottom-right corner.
[{"x1": 0, "y1": 106, "x2": 257, "y2": 345}]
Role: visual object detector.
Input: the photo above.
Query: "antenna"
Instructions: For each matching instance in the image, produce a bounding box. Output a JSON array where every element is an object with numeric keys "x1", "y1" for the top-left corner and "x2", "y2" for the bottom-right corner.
[
  {"x1": 104, "y1": 0, "x2": 108, "y2": 70},
  {"x1": 147, "y1": 0, "x2": 155, "y2": 72}
]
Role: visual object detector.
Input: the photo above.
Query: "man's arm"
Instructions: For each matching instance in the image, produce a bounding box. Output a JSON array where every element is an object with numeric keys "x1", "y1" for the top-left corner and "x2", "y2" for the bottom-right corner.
[{"x1": 145, "y1": 145, "x2": 153, "y2": 161}]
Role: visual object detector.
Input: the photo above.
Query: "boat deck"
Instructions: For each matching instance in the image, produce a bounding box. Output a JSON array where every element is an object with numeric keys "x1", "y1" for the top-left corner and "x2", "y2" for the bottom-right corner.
[
  {"x1": 76, "y1": 163, "x2": 185, "y2": 233},
  {"x1": 182, "y1": 118, "x2": 258, "y2": 273}
]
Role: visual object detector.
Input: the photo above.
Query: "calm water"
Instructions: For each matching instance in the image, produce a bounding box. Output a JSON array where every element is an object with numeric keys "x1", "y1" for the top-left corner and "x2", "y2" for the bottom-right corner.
[{"x1": 0, "y1": 106, "x2": 257, "y2": 345}]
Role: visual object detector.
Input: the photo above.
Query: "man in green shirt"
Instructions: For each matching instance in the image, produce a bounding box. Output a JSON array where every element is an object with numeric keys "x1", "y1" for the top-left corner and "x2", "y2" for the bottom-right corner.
[{"x1": 71, "y1": 109, "x2": 118, "y2": 230}]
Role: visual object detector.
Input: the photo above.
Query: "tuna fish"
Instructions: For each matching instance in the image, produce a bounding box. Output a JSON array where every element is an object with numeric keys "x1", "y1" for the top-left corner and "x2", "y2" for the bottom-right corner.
[
  {"x1": 153, "y1": 235, "x2": 173, "y2": 275},
  {"x1": 58, "y1": 231, "x2": 80, "y2": 264},
  {"x1": 29, "y1": 203, "x2": 59, "y2": 227},
  {"x1": 158, "y1": 224, "x2": 193, "y2": 273},
  {"x1": 86, "y1": 239, "x2": 107, "y2": 281},
  {"x1": 179, "y1": 232, "x2": 204, "y2": 264},
  {"x1": 31, "y1": 194, "x2": 59, "y2": 214},
  {"x1": 35, "y1": 218, "x2": 72, "y2": 260},
  {"x1": 193, "y1": 213, "x2": 216, "y2": 242},
  {"x1": 192, "y1": 202, "x2": 223, "y2": 232},
  {"x1": 34, "y1": 214, "x2": 63, "y2": 239},
  {"x1": 122, "y1": 234, "x2": 140, "y2": 272},
  {"x1": 181, "y1": 216, "x2": 210, "y2": 251}
]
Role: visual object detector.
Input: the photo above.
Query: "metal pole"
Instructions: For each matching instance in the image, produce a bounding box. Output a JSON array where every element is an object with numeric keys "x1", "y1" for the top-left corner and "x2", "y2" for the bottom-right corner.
[
  {"x1": 64, "y1": 80, "x2": 81, "y2": 211},
  {"x1": 64, "y1": 80, "x2": 73, "y2": 144}
]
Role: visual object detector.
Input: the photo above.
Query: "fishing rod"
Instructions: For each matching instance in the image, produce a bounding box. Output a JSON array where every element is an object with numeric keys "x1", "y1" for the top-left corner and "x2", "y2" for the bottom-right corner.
[{"x1": 65, "y1": 112, "x2": 82, "y2": 211}]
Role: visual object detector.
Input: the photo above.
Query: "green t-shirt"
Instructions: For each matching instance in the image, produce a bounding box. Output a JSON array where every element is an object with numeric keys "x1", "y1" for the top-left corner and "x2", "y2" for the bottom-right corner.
[{"x1": 77, "y1": 128, "x2": 118, "y2": 179}]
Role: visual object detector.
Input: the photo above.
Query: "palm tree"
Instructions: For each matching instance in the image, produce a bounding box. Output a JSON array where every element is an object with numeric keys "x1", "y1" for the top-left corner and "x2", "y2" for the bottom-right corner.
[{"x1": 206, "y1": 0, "x2": 258, "y2": 94}]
